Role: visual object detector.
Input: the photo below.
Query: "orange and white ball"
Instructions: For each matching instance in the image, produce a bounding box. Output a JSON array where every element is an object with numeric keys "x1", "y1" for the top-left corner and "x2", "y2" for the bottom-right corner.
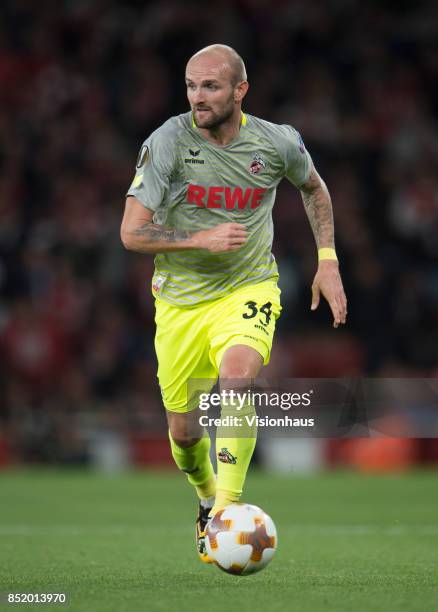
[{"x1": 205, "y1": 503, "x2": 277, "y2": 575}]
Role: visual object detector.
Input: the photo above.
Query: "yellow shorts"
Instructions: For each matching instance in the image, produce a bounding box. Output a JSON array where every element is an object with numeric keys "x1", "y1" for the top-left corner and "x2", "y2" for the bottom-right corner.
[{"x1": 154, "y1": 279, "x2": 281, "y2": 413}]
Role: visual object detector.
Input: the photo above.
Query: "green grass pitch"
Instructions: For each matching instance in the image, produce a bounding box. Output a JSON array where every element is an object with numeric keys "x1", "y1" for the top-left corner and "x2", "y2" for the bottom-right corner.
[{"x1": 0, "y1": 469, "x2": 437, "y2": 611}]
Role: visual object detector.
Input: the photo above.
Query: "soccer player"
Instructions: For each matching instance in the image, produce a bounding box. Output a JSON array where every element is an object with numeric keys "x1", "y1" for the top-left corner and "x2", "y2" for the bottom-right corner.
[{"x1": 121, "y1": 44, "x2": 347, "y2": 563}]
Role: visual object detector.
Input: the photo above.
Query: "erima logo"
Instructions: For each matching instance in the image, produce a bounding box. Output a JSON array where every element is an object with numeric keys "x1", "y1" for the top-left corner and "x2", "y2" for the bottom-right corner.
[{"x1": 185, "y1": 148, "x2": 205, "y2": 164}]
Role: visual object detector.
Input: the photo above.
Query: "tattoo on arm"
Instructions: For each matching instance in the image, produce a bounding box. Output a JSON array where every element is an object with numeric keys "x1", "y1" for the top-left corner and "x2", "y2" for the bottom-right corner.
[
  {"x1": 133, "y1": 223, "x2": 193, "y2": 243},
  {"x1": 300, "y1": 169, "x2": 335, "y2": 249}
]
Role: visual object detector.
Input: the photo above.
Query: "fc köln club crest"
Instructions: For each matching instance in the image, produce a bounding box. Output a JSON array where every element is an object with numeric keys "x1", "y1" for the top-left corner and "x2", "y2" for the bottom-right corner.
[{"x1": 249, "y1": 152, "x2": 267, "y2": 175}]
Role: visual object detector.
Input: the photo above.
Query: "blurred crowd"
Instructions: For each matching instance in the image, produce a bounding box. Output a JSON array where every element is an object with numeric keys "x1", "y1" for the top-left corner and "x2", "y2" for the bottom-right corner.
[{"x1": 0, "y1": 0, "x2": 437, "y2": 464}]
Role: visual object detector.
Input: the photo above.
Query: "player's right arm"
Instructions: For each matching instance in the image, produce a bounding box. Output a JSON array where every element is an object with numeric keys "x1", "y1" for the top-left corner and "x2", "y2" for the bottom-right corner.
[{"x1": 121, "y1": 196, "x2": 247, "y2": 254}]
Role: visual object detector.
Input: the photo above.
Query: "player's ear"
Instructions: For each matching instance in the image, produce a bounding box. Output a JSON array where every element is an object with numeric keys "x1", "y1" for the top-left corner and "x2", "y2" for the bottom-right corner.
[{"x1": 234, "y1": 81, "x2": 249, "y2": 102}]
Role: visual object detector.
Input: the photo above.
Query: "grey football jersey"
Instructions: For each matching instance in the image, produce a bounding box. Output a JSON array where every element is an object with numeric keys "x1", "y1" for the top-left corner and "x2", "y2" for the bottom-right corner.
[{"x1": 127, "y1": 111, "x2": 312, "y2": 306}]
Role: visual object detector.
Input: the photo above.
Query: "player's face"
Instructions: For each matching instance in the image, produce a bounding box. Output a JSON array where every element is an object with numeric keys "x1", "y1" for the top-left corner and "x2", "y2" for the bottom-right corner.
[{"x1": 186, "y1": 59, "x2": 237, "y2": 129}]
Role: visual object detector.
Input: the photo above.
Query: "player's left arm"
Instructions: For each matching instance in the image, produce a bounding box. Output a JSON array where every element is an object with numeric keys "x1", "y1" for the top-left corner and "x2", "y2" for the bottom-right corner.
[{"x1": 299, "y1": 166, "x2": 347, "y2": 328}]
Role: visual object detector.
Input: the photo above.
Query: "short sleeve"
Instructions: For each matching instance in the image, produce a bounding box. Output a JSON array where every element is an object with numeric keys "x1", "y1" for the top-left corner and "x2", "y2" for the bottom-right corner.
[
  {"x1": 126, "y1": 124, "x2": 176, "y2": 211},
  {"x1": 283, "y1": 126, "x2": 313, "y2": 188}
]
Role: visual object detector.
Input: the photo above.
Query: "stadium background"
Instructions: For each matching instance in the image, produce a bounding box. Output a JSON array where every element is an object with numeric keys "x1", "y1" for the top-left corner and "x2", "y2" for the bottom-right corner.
[
  {"x1": 0, "y1": 0, "x2": 437, "y2": 469},
  {"x1": 1, "y1": 3, "x2": 437, "y2": 611}
]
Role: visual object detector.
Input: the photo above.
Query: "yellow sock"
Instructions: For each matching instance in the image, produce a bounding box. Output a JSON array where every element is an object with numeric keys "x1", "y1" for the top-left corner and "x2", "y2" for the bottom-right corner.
[
  {"x1": 168, "y1": 431, "x2": 216, "y2": 500},
  {"x1": 210, "y1": 402, "x2": 257, "y2": 516}
]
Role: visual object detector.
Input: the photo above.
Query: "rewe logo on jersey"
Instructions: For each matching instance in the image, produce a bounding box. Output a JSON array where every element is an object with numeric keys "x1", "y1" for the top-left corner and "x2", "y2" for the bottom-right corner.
[{"x1": 187, "y1": 184, "x2": 267, "y2": 209}]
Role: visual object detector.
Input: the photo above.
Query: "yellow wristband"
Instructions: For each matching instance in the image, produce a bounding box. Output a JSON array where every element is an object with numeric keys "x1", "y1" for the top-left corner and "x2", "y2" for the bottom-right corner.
[{"x1": 318, "y1": 247, "x2": 338, "y2": 261}]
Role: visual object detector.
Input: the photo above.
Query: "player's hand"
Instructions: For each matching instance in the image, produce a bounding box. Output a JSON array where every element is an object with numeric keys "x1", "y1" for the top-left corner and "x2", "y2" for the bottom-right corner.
[
  {"x1": 311, "y1": 260, "x2": 347, "y2": 328},
  {"x1": 193, "y1": 222, "x2": 247, "y2": 253}
]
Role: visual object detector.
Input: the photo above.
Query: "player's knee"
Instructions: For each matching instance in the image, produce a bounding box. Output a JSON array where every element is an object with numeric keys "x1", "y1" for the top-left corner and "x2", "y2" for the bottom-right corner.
[
  {"x1": 172, "y1": 434, "x2": 201, "y2": 448},
  {"x1": 168, "y1": 423, "x2": 199, "y2": 448},
  {"x1": 220, "y1": 363, "x2": 254, "y2": 381},
  {"x1": 220, "y1": 345, "x2": 263, "y2": 381}
]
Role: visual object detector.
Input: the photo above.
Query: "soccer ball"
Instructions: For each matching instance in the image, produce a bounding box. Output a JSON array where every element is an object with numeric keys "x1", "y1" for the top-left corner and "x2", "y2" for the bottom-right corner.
[{"x1": 205, "y1": 503, "x2": 277, "y2": 575}]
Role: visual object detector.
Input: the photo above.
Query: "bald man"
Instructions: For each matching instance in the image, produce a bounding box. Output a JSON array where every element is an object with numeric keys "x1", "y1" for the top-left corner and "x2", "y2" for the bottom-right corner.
[{"x1": 121, "y1": 44, "x2": 347, "y2": 564}]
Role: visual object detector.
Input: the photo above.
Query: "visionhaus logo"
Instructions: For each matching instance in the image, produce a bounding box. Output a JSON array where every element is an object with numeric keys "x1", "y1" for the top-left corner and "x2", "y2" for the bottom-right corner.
[{"x1": 185, "y1": 148, "x2": 205, "y2": 164}]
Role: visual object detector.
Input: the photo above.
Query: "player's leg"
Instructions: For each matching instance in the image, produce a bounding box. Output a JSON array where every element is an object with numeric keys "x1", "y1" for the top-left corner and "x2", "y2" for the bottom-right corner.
[
  {"x1": 166, "y1": 409, "x2": 216, "y2": 562},
  {"x1": 208, "y1": 279, "x2": 282, "y2": 517},
  {"x1": 210, "y1": 344, "x2": 263, "y2": 516},
  {"x1": 166, "y1": 409, "x2": 216, "y2": 503},
  {"x1": 155, "y1": 298, "x2": 216, "y2": 503},
  {"x1": 154, "y1": 297, "x2": 217, "y2": 561}
]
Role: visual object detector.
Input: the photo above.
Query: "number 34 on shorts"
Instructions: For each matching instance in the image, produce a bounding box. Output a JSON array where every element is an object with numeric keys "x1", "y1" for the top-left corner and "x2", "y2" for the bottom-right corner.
[
  {"x1": 211, "y1": 279, "x2": 282, "y2": 367},
  {"x1": 242, "y1": 299, "x2": 274, "y2": 335}
]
